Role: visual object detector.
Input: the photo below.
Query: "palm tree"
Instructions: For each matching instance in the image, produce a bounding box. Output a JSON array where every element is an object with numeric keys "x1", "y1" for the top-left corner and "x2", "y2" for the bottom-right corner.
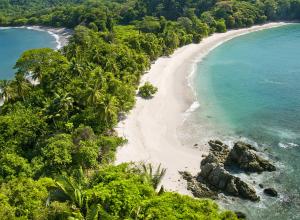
[
  {"x1": 86, "y1": 70, "x2": 106, "y2": 106},
  {"x1": 98, "y1": 95, "x2": 119, "y2": 127},
  {"x1": 0, "y1": 80, "x2": 14, "y2": 102},
  {"x1": 48, "y1": 169, "x2": 86, "y2": 217},
  {"x1": 139, "y1": 163, "x2": 167, "y2": 190},
  {"x1": 86, "y1": 80, "x2": 102, "y2": 106},
  {"x1": 104, "y1": 59, "x2": 119, "y2": 73},
  {"x1": 11, "y1": 73, "x2": 31, "y2": 100},
  {"x1": 30, "y1": 65, "x2": 42, "y2": 81},
  {"x1": 92, "y1": 48, "x2": 103, "y2": 64},
  {"x1": 70, "y1": 58, "x2": 85, "y2": 77},
  {"x1": 48, "y1": 168, "x2": 110, "y2": 220},
  {"x1": 58, "y1": 93, "x2": 74, "y2": 115}
]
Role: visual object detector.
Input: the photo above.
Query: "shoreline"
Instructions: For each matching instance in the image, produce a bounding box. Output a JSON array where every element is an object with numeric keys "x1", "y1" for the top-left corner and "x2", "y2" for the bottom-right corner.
[
  {"x1": 0, "y1": 25, "x2": 72, "y2": 50},
  {"x1": 0, "y1": 26, "x2": 73, "y2": 105},
  {"x1": 115, "y1": 22, "x2": 292, "y2": 195}
]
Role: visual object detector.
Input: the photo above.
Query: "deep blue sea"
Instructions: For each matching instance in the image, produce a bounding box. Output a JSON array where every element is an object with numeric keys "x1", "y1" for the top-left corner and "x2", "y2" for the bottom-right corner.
[
  {"x1": 0, "y1": 28, "x2": 57, "y2": 79},
  {"x1": 189, "y1": 24, "x2": 300, "y2": 219}
]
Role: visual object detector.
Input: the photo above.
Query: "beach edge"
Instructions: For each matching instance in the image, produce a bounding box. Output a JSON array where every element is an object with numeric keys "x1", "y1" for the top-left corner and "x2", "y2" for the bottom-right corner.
[{"x1": 116, "y1": 22, "x2": 292, "y2": 194}]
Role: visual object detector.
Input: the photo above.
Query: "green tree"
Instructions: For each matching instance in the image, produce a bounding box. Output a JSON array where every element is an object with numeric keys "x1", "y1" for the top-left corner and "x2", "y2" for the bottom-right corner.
[
  {"x1": 0, "y1": 153, "x2": 32, "y2": 179},
  {"x1": 11, "y1": 73, "x2": 31, "y2": 101},
  {"x1": 42, "y1": 134, "x2": 73, "y2": 171},
  {"x1": 138, "y1": 192, "x2": 238, "y2": 219},
  {"x1": 0, "y1": 80, "x2": 14, "y2": 102},
  {"x1": 138, "y1": 82, "x2": 158, "y2": 98},
  {"x1": 0, "y1": 106, "x2": 47, "y2": 155},
  {"x1": 15, "y1": 48, "x2": 69, "y2": 83},
  {"x1": 138, "y1": 163, "x2": 166, "y2": 190},
  {"x1": 0, "y1": 193, "x2": 15, "y2": 220},
  {"x1": 0, "y1": 177, "x2": 53, "y2": 219},
  {"x1": 215, "y1": 19, "x2": 227, "y2": 32}
]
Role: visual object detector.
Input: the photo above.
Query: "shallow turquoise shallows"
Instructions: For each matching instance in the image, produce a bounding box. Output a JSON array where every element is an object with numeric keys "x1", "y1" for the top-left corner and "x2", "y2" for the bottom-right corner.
[
  {"x1": 0, "y1": 28, "x2": 57, "y2": 79},
  {"x1": 194, "y1": 24, "x2": 300, "y2": 220}
]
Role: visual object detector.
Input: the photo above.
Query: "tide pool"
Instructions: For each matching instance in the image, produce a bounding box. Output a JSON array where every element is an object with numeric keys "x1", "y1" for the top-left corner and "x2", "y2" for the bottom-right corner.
[
  {"x1": 0, "y1": 28, "x2": 57, "y2": 79},
  {"x1": 191, "y1": 24, "x2": 300, "y2": 219}
]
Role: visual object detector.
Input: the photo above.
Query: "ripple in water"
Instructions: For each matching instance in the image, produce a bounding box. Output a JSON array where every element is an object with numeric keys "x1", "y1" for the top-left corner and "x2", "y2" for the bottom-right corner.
[{"x1": 184, "y1": 24, "x2": 300, "y2": 219}]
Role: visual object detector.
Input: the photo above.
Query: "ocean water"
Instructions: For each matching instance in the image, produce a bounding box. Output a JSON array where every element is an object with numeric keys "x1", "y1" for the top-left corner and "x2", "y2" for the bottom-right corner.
[
  {"x1": 0, "y1": 28, "x2": 57, "y2": 79},
  {"x1": 189, "y1": 24, "x2": 300, "y2": 219}
]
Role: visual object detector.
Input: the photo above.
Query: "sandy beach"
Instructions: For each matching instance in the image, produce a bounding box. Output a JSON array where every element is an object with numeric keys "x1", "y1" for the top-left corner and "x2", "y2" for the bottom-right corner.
[{"x1": 115, "y1": 22, "x2": 289, "y2": 195}]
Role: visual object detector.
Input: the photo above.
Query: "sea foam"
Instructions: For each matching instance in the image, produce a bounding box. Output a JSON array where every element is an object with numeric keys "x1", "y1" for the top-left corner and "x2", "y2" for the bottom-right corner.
[{"x1": 278, "y1": 142, "x2": 299, "y2": 149}]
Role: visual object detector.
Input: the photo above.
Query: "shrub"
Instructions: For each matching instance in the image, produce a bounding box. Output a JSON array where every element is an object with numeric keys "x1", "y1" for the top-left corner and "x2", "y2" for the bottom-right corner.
[
  {"x1": 138, "y1": 82, "x2": 158, "y2": 99},
  {"x1": 216, "y1": 19, "x2": 227, "y2": 33}
]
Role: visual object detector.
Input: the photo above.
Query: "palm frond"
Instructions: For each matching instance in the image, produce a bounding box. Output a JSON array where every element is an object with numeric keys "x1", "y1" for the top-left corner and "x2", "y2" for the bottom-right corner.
[{"x1": 139, "y1": 163, "x2": 167, "y2": 190}]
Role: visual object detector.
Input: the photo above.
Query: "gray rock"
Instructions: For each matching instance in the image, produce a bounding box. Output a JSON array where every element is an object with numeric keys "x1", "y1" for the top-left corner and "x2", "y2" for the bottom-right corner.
[
  {"x1": 179, "y1": 171, "x2": 217, "y2": 199},
  {"x1": 199, "y1": 158, "x2": 259, "y2": 201},
  {"x1": 226, "y1": 178, "x2": 239, "y2": 195},
  {"x1": 208, "y1": 140, "x2": 227, "y2": 151},
  {"x1": 227, "y1": 142, "x2": 276, "y2": 173},
  {"x1": 264, "y1": 188, "x2": 278, "y2": 197},
  {"x1": 189, "y1": 140, "x2": 277, "y2": 202},
  {"x1": 235, "y1": 178, "x2": 259, "y2": 201},
  {"x1": 200, "y1": 162, "x2": 216, "y2": 178}
]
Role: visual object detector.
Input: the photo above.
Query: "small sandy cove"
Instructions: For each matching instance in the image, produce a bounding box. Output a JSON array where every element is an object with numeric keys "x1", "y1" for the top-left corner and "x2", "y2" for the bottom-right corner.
[{"x1": 115, "y1": 22, "x2": 289, "y2": 195}]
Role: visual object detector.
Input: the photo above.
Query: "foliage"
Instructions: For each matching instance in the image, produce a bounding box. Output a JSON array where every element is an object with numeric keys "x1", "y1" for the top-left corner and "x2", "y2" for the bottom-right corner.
[
  {"x1": 138, "y1": 192, "x2": 238, "y2": 219},
  {"x1": 0, "y1": 177, "x2": 53, "y2": 219},
  {"x1": 2, "y1": 0, "x2": 297, "y2": 217},
  {"x1": 45, "y1": 164, "x2": 236, "y2": 219},
  {"x1": 138, "y1": 81, "x2": 158, "y2": 98},
  {"x1": 138, "y1": 163, "x2": 167, "y2": 190}
]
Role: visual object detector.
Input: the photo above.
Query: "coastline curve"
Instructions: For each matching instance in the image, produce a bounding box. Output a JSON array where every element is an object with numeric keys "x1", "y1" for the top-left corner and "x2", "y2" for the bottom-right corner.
[{"x1": 116, "y1": 22, "x2": 292, "y2": 194}]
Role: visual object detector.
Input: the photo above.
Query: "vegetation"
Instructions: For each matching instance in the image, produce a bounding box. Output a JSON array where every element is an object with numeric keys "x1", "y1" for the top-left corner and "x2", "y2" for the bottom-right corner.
[
  {"x1": 138, "y1": 82, "x2": 158, "y2": 99},
  {"x1": 0, "y1": 0, "x2": 298, "y2": 218}
]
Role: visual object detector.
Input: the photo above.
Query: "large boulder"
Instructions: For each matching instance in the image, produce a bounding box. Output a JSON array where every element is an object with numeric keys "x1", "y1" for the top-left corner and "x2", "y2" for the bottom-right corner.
[
  {"x1": 234, "y1": 178, "x2": 259, "y2": 201},
  {"x1": 264, "y1": 188, "x2": 278, "y2": 197},
  {"x1": 227, "y1": 141, "x2": 276, "y2": 173},
  {"x1": 199, "y1": 157, "x2": 259, "y2": 201},
  {"x1": 179, "y1": 171, "x2": 217, "y2": 199},
  {"x1": 226, "y1": 177, "x2": 239, "y2": 195},
  {"x1": 208, "y1": 140, "x2": 228, "y2": 152},
  {"x1": 200, "y1": 161, "x2": 217, "y2": 178},
  {"x1": 208, "y1": 140, "x2": 230, "y2": 164}
]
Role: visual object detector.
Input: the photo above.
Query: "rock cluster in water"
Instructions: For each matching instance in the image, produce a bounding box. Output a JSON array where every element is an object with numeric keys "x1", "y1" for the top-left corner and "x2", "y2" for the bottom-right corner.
[
  {"x1": 226, "y1": 141, "x2": 276, "y2": 173},
  {"x1": 181, "y1": 140, "x2": 277, "y2": 202}
]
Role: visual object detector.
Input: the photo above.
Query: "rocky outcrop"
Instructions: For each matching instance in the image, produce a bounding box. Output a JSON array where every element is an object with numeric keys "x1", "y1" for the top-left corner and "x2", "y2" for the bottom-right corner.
[
  {"x1": 208, "y1": 140, "x2": 230, "y2": 164},
  {"x1": 179, "y1": 171, "x2": 218, "y2": 199},
  {"x1": 226, "y1": 142, "x2": 276, "y2": 173},
  {"x1": 189, "y1": 140, "x2": 277, "y2": 202},
  {"x1": 182, "y1": 140, "x2": 277, "y2": 202},
  {"x1": 198, "y1": 153, "x2": 259, "y2": 201},
  {"x1": 207, "y1": 140, "x2": 276, "y2": 173},
  {"x1": 263, "y1": 188, "x2": 278, "y2": 197}
]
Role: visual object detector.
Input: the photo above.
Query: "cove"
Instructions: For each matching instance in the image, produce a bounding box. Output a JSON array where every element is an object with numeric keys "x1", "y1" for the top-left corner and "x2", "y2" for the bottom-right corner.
[
  {"x1": 0, "y1": 28, "x2": 57, "y2": 79},
  {"x1": 192, "y1": 24, "x2": 300, "y2": 220}
]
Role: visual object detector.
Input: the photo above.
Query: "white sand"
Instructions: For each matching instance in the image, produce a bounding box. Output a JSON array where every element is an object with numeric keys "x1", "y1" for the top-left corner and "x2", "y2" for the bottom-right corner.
[{"x1": 115, "y1": 22, "x2": 290, "y2": 195}]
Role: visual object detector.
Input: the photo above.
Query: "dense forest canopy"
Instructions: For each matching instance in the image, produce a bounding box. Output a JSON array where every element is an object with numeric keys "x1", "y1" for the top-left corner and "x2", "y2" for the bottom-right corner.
[
  {"x1": 0, "y1": 0, "x2": 299, "y2": 219},
  {"x1": 0, "y1": 0, "x2": 300, "y2": 27}
]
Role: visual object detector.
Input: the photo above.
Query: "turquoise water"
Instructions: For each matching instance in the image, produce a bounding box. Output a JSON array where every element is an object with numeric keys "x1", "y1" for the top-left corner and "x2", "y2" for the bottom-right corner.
[
  {"x1": 194, "y1": 24, "x2": 300, "y2": 219},
  {"x1": 0, "y1": 28, "x2": 57, "y2": 79}
]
